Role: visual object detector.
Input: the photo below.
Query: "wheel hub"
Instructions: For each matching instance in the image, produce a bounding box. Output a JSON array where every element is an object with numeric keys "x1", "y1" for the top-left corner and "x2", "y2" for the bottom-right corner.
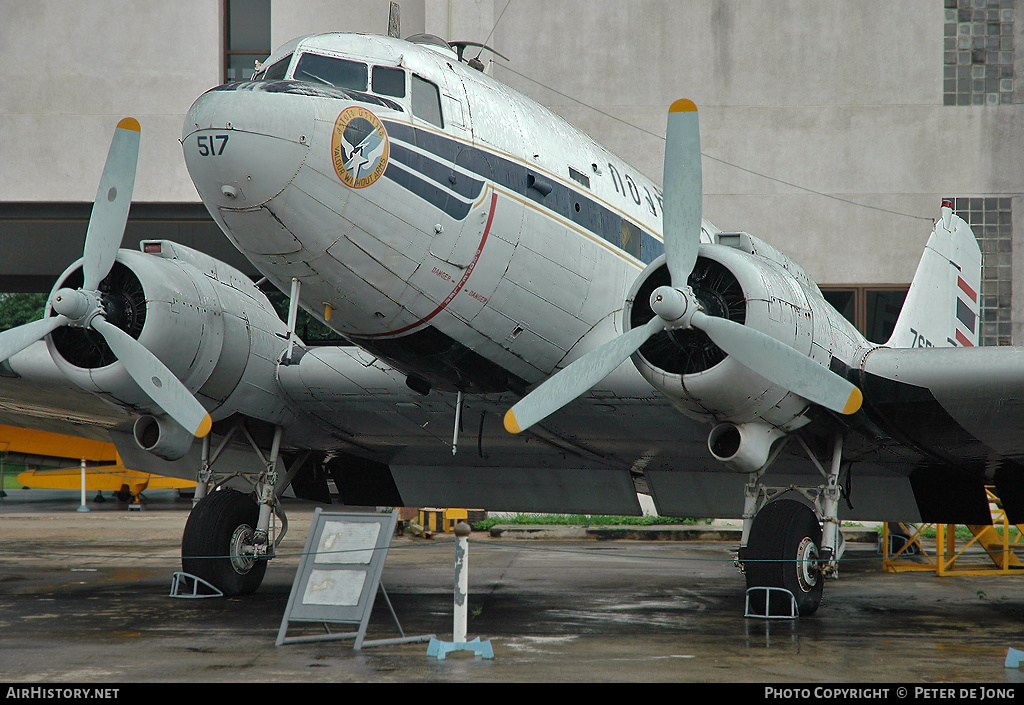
[
  {"x1": 229, "y1": 524, "x2": 257, "y2": 575},
  {"x1": 795, "y1": 536, "x2": 820, "y2": 592}
]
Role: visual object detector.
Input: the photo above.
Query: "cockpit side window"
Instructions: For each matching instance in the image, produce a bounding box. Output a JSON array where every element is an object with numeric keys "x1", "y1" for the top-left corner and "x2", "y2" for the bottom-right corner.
[
  {"x1": 256, "y1": 54, "x2": 292, "y2": 81},
  {"x1": 411, "y1": 75, "x2": 444, "y2": 129},
  {"x1": 294, "y1": 53, "x2": 368, "y2": 91},
  {"x1": 372, "y1": 66, "x2": 406, "y2": 98}
]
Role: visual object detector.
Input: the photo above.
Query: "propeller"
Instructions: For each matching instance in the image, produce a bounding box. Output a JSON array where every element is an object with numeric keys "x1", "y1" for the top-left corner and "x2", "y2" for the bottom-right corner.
[
  {"x1": 504, "y1": 99, "x2": 862, "y2": 435},
  {"x1": 0, "y1": 118, "x2": 212, "y2": 438}
]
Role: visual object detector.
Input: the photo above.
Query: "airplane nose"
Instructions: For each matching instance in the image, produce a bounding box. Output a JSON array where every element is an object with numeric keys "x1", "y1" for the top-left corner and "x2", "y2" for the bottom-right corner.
[{"x1": 182, "y1": 86, "x2": 312, "y2": 210}]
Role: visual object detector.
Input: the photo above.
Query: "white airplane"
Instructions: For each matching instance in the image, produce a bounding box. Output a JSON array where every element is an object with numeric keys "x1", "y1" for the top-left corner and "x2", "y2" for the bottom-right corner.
[{"x1": 0, "y1": 27, "x2": 1019, "y2": 615}]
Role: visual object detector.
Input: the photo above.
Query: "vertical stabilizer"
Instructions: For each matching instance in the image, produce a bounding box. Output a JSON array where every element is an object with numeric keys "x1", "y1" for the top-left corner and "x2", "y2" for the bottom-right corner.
[{"x1": 887, "y1": 201, "x2": 982, "y2": 348}]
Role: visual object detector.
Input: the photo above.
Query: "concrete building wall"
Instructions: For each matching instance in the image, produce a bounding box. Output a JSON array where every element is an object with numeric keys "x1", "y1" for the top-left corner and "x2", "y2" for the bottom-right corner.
[
  {"x1": 0, "y1": 0, "x2": 221, "y2": 203},
  {"x1": 1, "y1": 0, "x2": 1020, "y2": 337}
]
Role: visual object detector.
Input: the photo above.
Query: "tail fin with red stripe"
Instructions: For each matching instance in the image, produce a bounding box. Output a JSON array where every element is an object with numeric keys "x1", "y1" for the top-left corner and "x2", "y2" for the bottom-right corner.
[{"x1": 887, "y1": 200, "x2": 982, "y2": 349}]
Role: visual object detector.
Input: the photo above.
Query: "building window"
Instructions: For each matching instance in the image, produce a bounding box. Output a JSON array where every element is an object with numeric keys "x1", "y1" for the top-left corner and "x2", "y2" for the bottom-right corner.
[
  {"x1": 821, "y1": 286, "x2": 909, "y2": 344},
  {"x1": 225, "y1": 0, "x2": 271, "y2": 83},
  {"x1": 944, "y1": 0, "x2": 1014, "y2": 106},
  {"x1": 946, "y1": 196, "x2": 1013, "y2": 345}
]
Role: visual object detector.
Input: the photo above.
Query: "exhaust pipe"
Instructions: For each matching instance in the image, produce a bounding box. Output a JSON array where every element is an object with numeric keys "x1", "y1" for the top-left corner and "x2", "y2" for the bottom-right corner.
[
  {"x1": 134, "y1": 414, "x2": 195, "y2": 461},
  {"x1": 708, "y1": 422, "x2": 785, "y2": 473}
]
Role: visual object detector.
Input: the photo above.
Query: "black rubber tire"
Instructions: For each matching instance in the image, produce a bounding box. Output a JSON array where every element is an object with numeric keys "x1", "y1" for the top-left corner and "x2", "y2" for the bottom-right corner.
[
  {"x1": 181, "y1": 488, "x2": 267, "y2": 596},
  {"x1": 743, "y1": 499, "x2": 824, "y2": 616}
]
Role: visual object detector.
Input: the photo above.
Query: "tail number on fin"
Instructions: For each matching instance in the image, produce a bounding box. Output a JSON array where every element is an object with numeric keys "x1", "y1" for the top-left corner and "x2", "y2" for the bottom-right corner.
[{"x1": 909, "y1": 327, "x2": 934, "y2": 348}]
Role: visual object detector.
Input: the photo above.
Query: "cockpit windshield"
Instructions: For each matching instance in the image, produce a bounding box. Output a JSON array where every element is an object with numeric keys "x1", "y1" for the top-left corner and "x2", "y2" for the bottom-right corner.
[
  {"x1": 294, "y1": 53, "x2": 368, "y2": 91},
  {"x1": 248, "y1": 51, "x2": 408, "y2": 114},
  {"x1": 254, "y1": 54, "x2": 291, "y2": 82}
]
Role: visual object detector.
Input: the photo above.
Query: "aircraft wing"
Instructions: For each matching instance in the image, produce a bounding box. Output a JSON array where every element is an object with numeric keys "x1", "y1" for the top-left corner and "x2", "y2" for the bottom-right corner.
[
  {"x1": 856, "y1": 345, "x2": 1024, "y2": 467},
  {"x1": 0, "y1": 423, "x2": 120, "y2": 462},
  {"x1": 0, "y1": 333, "x2": 952, "y2": 521},
  {"x1": 0, "y1": 342, "x2": 128, "y2": 443},
  {"x1": 16, "y1": 465, "x2": 194, "y2": 494}
]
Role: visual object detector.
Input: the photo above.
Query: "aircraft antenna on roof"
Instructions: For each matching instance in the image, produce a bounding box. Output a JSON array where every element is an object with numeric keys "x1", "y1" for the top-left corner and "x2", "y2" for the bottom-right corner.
[
  {"x1": 480, "y1": 0, "x2": 513, "y2": 50},
  {"x1": 448, "y1": 0, "x2": 512, "y2": 73},
  {"x1": 450, "y1": 41, "x2": 508, "y2": 72},
  {"x1": 388, "y1": 2, "x2": 401, "y2": 39}
]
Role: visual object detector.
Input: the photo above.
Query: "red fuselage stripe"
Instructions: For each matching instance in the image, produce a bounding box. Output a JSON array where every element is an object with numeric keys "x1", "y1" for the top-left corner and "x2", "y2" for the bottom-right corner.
[{"x1": 356, "y1": 190, "x2": 498, "y2": 339}]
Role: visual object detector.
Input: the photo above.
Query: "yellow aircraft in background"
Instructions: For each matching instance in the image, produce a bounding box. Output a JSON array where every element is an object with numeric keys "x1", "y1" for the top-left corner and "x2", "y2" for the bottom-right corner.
[{"x1": 0, "y1": 424, "x2": 194, "y2": 503}]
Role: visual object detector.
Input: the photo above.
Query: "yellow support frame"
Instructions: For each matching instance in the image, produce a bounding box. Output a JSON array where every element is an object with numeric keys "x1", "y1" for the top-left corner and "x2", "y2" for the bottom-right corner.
[{"x1": 882, "y1": 488, "x2": 1024, "y2": 576}]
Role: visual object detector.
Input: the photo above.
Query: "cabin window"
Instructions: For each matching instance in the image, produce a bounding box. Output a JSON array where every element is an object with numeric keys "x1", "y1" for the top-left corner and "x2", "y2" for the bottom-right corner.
[
  {"x1": 569, "y1": 166, "x2": 591, "y2": 189},
  {"x1": 294, "y1": 53, "x2": 368, "y2": 91},
  {"x1": 372, "y1": 66, "x2": 406, "y2": 98},
  {"x1": 411, "y1": 75, "x2": 444, "y2": 128},
  {"x1": 621, "y1": 219, "x2": 642, "y2": 258},
  {"x1": 255, "y1": 54, "x2": 292, "y2": 81}
]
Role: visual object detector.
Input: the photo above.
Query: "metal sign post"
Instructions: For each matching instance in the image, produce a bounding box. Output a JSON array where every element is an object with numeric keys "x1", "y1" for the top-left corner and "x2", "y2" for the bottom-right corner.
[
  {"x1": 76, "y1": 459, "x2": 90, "y2": 513},
  {"x1": 427, "y1": 521, "x2": 493, "y2": 659},
  {"x1": 276, "y1": 509, "x2": 433, "y2": 649}
]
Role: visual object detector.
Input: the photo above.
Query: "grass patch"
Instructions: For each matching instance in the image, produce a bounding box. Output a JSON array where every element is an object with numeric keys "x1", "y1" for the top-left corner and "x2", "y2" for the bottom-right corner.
[
  {"x1": 1, "y1": 463, "x2": 31, "y2": 490},
  {"x1": 471, "y1": 513, "x2": 700, "y2": 531}
]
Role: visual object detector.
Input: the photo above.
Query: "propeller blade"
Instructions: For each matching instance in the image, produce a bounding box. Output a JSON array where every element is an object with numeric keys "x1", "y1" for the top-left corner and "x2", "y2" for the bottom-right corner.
[
  {"x1": 691, "y1": 311, "x2": 862, "y2": 415},
  {"x1": 91, "y1": 317, "x2": 212, "y2": 437},
  {"x1": 662, "y1": 99, "x2": 702, "y2": 287},
  {"x1": 505, "y1": 316, "x2": 666, "y2": 434},
  {"x1": 0, "y1": 315, "x2": 69, "y2": 363},
  {"x1": 82, "y1": 118, "x2": 141, "y2": 291}
]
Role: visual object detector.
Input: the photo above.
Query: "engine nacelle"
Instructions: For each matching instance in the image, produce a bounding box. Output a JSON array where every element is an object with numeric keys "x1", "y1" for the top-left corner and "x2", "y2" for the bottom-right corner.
[
  {"x1": 44, "y1": 240, "x2": 295, "y2": 448},
  {"x1": 624, "y1": 232, "x2": 862, "y2": 430}
]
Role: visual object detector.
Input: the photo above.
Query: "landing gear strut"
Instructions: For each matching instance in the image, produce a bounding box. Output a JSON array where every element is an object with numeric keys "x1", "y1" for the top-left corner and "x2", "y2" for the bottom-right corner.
[
  {"x1": 739, "y1": 432, "x2": 846, "y2": 616},
  {"x1": 180, "y1": 421, "x2": 305, "y2": 595}
]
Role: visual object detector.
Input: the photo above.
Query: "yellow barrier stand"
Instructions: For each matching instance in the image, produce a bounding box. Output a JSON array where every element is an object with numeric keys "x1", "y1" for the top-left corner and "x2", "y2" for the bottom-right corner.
[
  {"x1": 883, "y1": 488, "x2": 1024, "y2": 576},
  {"x1": 882, "y1": 522, "x2": 936, "y2": 573},
  {"x1": 415, "y1": 508, "x2": 485, "y2": 533}
]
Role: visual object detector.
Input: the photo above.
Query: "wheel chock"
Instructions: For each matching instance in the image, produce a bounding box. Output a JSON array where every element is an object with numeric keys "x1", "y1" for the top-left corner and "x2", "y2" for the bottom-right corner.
[
  {"x1": 744, "y1": 586, "x2": 798, "y2": 619},
  {"x1": 169, "y1": 571, "x2": 223, "y2": 598}
]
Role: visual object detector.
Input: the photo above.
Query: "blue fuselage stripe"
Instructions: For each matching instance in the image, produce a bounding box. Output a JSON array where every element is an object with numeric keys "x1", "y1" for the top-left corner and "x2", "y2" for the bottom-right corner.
[{"x1": 382, "y1": 121, "x2": 664, "y2": 265}]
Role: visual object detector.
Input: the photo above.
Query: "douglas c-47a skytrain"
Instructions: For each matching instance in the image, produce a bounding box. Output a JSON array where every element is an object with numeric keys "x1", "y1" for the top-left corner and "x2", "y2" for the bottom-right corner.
[{"x1": 1, "y1": 27, "x2": 1022, "y2": 615}]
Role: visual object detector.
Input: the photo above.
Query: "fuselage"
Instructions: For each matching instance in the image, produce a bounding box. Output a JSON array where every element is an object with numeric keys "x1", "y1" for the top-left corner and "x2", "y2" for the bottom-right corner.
[{"x1": 183, "y1": 32, "x2": 867, "y2": 431}]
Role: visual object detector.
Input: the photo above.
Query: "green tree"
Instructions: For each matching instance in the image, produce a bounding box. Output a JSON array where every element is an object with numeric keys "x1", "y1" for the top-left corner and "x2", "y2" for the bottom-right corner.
[
  {"x1": 0, "y1": 293, "x2": 48, "y2": 332},
  {"x1": 264, "y1": 291, "x2": 342, "y2": 343}
]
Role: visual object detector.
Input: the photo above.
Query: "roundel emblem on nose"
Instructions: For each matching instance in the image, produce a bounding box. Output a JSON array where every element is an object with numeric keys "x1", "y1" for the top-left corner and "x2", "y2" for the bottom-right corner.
[{"x1": 331, "y1": 106, "x2": 389, "y2": 189}]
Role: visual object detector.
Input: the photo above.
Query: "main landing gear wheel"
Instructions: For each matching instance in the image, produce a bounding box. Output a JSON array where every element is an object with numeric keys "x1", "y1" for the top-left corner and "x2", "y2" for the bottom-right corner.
[
  {"x1": 181, "y1": 488, "x2": 267, "y2": 596},
  {"x1": 743, "y1": 499, "x2": 823, "y2": 616}
]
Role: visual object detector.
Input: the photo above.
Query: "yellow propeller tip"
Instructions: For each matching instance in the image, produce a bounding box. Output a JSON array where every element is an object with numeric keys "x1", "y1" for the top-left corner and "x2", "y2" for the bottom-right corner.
[
  {"x1": 670, "y1": 99, "x2": 698, "y2": 113},
  {"x1": 117, "y1": 117, "x2": 141, "y2": 132},
  {"x1": 842, "y1": 387, "x2": 863, "y2": 415},
  {"x1": 503, "y1": 409, "x2": 522, "y2": 434},
  {"x1": 195, "y1": 414, "x2": 213, "y2": 438}
]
